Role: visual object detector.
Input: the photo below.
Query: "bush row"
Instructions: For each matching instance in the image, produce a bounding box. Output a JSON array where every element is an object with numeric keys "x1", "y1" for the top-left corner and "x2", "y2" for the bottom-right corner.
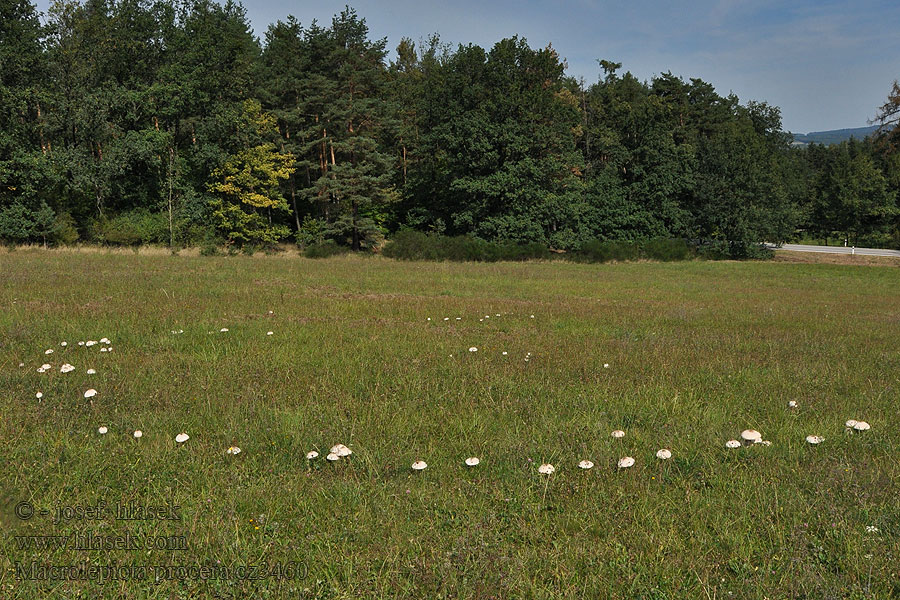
[{"x1": 381, "y1": 230, "x2": 551, "y2": 262}]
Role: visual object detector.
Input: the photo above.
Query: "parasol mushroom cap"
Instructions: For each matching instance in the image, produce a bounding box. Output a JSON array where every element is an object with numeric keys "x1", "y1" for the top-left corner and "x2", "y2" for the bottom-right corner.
[
  {"x1": 805, "y1": 435, "x2": 824, "y2": 445},
  {"x1": 411, "y1": 460, "x2": 427, "y2": 471},
  {"x1": 617, "y1": 456, "x2": 635, "y2": 469},
  {"x1": 656, "y1": 449, "x2": 672, "y2": 460},
  {"x1": 326, "y1": 452, "x2": 340, "y2": 461},
  {"x1": 306, "y1": 450, "x2": 319, "y2": 460},
  {"x1": 725, "y1": 440, "x2": 741, "y2": 449},
  {"x1": 577, "y1": 460, "x2": 594, "y2": 470},
  {"x1": 175, "y1": 432, "x2": 189, "y2": 443},
  {"x1": 537, "y1": 463, "x2": 555, "y2": 475},
  {"x1": 465, "y1": 457, "x2": 480, "y2": 467},
  {"x1": 740, "y1": 430, "x2": 762, "y2": 445},
  {"x1": 84, "y1": 388, "x2": 97, "y2": 398},
  {"x1": 330, "y1": 444, "x2": 352, "y2": 457},
  {"x1": 611, "y1": 430, "x2": 625, "y2": 439},
  {"x1": 853, "y1": 421, "x2": 870, "y2": 431},
  {"x1": 133, "y1": 430, "x2": 142, "y2": 438}
]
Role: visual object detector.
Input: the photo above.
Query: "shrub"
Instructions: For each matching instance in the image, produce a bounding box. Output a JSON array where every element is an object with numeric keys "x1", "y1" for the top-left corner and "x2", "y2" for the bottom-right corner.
[
  {"x1": 51, "y1": 211, "x2": 79, "y2": 245},
  {"x1": 643, "y1": 238, "x2": 693, "y2": 261},
  {"x1": 0, "y1": 201, "x2": 54, "y2": 245},
  {"x1": 92, "y1": 210, "x2": 169, "y2": 246},
  {"x1": 382, "y1": 231, "x2": 551, "y2": 262},
  {"x1": 573, "y1": 239, "x2": 641, "y2": 263},
  {"x1": 304, "y1": 240, "x2": 348, "y2": 258},
  {"x1": 695, "y1": 239, "x2": 773, "y2": 260}
]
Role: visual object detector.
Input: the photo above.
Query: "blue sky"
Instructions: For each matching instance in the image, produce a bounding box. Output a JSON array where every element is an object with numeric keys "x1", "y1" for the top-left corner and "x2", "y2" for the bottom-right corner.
[{"x1": 34, "y1": 0, "x2": 900, "y2": 133}]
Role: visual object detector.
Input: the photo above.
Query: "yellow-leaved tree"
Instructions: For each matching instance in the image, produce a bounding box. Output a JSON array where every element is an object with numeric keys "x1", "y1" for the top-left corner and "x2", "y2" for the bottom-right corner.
[{"x1": 209, "y1": 100, "x2": 295, "y2": 246}]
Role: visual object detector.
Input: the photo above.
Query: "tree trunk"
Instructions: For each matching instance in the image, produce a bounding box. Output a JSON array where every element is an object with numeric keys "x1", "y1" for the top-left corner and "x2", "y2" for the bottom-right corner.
[
  {"x1": 291, "y1": 173, "x2": 300, "y2": 231},
  {"x1": 168, "y1": 147, "x2": 175, "y2": 248},
  {"x1": 402, "y1": 144, "x2": 407, "y2": 186},
  {"x1": 351, "y1": 199, "x2": 360, "y2": 251}
]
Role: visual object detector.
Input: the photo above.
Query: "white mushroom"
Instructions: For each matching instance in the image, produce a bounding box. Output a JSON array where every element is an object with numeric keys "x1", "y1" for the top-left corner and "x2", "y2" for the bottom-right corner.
[
  {"x1": 45, "y1": 349, "x2": 53, "y2": 355},
  {"x1": 133, "y1": 430, "x2": 142, "y2": 439},
  {"x1": 175, "y1": 433, "x2": 189, "y2": 443},
  {"x1": 306, "y1": 451, "x2": 319, "y2": 460},
  {"x1": 845, "y1": 419, "x2": 858, "y2": 429},
  {"x1": 326, "y1": 452, "x2": 340, "y2": 462},
  {"x1": 98, "y1": 426, "x2": 108, "y2": 435},
  {"x1": 725, "y1": 440, "x2": 741, "y2": 449},
  {"x1": 60, "y1": 364, "x2": 75, "y2": 373},
  {"x1": 603, "y1": 363, "x2": 610, "y2": 368},
  {"x1": 35, "y1": 392, "x2": 43, "y2": 399},
  {"x1": 330, "y1": 444, "x2": 352, "y2": 457},
  {"x1": 806, "y1": 435, "x2": 824, "y2": 445},
  {"x1": 755, "y1": 439, "x2": 773, "y2": 446},
  {"x1": 853, "y1": 421, "x2": 871, "y2": 432},
  {"x1": 85, "y1": 341, "x2": 97, "y2": 347},
  {"x1": 226, "y1": 446, "x2": 241, "y2": 455},
  {"x1": 577, "y1": 460, "x2": 594, "y2": 470},
  {"x1": 219, "y1": 328, "x2": 228, "y2": 332},
  {"x1": 83, "y1": 389, "x2": 97, "y2": 398},
  {"x1": 87, "y1": 369, "x2": 96, "y2": 375},
  {"x1": 611, "y1": 430, "x2": 625, "y2": 439},
  {"x1": 740, "y1": 430, "x2": 762, "y2": 446},
  {"x1": 465, "y1": 457, "x2": 480, "y2": 467},
  {"x1": 788, "y1": 401, "x2": 798, "y2": 408},
  {"x1": 468, "y1": 347, "x2": 478, "y2": 352},
  {"x1": 60, "y1": 341, "x2": 67, "y2": 347},
  {"x1": 537, "y1": 463, "x2": 555, "y2": 475},
  {"x1": 266, "y1": 331, "x2": 274, "y2": 336},
  {"x1": 411, "y1": 460, "x2": 427, "y2": 471},
  {"x1": 100, "y1": 338, "x2": 110, "y2": 344},
  {"x1": 656, "y1": 449, "x2": 672, "y2": 460},
  {"x1": 617, "y1": 456, "x2": 636, "y2": 469}
]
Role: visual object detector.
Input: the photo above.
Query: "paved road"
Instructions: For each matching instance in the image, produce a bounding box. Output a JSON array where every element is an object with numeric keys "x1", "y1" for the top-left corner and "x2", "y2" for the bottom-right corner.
[{"x1": 774, "y1": 243, "x2": 900, "y2": 258}]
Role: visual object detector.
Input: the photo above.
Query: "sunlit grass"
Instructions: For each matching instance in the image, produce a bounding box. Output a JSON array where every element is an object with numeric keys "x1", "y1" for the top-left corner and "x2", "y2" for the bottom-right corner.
[{"x1": 1, "y1": 250, "x2": 898, "y2": 599}]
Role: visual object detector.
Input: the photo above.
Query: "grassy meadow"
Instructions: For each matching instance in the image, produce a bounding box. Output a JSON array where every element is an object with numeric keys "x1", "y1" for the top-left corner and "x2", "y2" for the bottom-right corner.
[{"x1": 1, "y1": 249, "x2": 899, "y2": 599}]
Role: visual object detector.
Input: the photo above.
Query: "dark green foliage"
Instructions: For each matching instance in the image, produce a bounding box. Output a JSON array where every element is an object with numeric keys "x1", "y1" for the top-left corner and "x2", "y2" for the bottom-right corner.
[
  {"x1": 304, "y1": 239, "x2": 349, "y2": 258},
  {"x1": 0, "y1": 201, "x2": 54, "y2": 244},
  {"x1": 91, "y1": 210, "x2": 169, "y2": 246},
  {"x1": 382, "y1": 230, "x2": 550, "y2": 262},
  {"x1": 695, "y1": 240, "x2": 774, "y2": 260},
  {"x1": 571, "y1": 239, "x2": 641, "y2": 263},
  {"x1": 569, "y1": 238, "x2": 695, "y2": 263},
  {"x1": 643, "y1": 237, "x2": 693, "y2": 261}
]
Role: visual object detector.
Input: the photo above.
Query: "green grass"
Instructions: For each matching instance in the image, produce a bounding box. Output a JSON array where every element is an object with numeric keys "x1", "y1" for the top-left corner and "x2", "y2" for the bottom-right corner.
[{"x1": 2, "y1": 250, "x2": 899, "y2": 599}]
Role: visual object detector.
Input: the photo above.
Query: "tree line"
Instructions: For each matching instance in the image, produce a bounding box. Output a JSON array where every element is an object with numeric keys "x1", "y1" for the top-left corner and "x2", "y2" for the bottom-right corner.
[{"x1": 1, "y1": 0, "x2": 898, "y2": 255}]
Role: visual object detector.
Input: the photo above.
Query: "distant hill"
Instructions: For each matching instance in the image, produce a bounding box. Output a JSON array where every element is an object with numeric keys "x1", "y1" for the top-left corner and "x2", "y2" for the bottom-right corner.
[{"x1": 791, "y1": 125, "x2": 879, "y2": 146}]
